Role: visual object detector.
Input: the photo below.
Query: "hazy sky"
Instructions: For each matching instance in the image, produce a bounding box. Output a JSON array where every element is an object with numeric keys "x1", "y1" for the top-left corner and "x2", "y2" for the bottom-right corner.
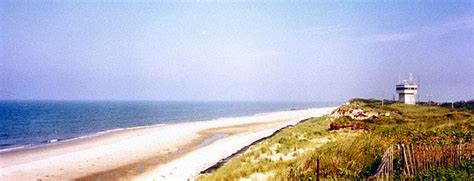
[{"x1": 1, "y1": 1, "x2": 473, "y2": 102}]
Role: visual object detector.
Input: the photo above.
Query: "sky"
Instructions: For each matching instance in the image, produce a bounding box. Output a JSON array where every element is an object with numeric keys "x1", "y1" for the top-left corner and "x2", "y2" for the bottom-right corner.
[{"x1": 1, "y1": 1, "x2": 473, "y2": 102}]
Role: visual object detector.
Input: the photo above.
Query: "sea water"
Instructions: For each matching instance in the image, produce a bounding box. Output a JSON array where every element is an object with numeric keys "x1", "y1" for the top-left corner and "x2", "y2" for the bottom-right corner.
[{"x1": 0, "y1": 101, "x2": 337, "y2": 151}]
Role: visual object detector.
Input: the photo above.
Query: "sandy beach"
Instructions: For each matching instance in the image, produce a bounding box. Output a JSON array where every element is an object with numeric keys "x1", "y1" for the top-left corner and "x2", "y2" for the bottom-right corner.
[{"x1": 0, "y1": 107, "x2": 336, "y2": 181}]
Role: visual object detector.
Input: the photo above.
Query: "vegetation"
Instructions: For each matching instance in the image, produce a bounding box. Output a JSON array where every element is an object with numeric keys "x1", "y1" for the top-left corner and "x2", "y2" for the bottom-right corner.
[
  {"x1": 439, "y1": 100, "x2": 474, "y2": 111},
  {"x1": 198, "y1": 99, "x2": 473, "y2": 180}
]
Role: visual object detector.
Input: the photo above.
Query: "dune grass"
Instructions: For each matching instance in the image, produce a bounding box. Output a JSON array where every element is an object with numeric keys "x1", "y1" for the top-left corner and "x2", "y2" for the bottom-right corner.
[
  {"x1": 199, "y1": 117, "x2": 335, "y2": 180},
  {"x1": 198, "y1": 99, "x2": 473, "y2": 180}
]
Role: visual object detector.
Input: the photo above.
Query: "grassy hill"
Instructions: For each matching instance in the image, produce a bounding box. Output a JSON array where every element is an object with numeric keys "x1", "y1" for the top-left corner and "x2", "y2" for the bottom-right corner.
[{"x1": 198, "y1": 99, "x2": 473, "y2": 180}]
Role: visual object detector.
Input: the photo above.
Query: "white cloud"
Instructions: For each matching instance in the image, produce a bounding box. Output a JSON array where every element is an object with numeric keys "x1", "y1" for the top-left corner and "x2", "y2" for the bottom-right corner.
[
  {"x1": 360, "y1": 32, "x2": 417, "y2": 43},
  {"x1": 360, "y1": 15, "x2": 473, "y2": 43},
  {"x1": 421, "y1": 16, "x2": 474, "y2": 35},
  {"x1": 294, "y1": 24, "x2": 348, "y2": 36},
  {"x1": 210, "y1": 47, "x2": 286, "y2": 59}
]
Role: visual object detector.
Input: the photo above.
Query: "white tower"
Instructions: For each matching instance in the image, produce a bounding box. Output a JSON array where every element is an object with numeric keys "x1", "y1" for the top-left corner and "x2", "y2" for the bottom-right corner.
[{"x1": 396, "y1": 74, "x2": 418, "y2": 104}]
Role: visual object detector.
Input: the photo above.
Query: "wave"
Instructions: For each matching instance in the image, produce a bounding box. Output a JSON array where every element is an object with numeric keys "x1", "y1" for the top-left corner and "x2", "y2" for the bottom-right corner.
[
  {"x1": 0, "y1": 124, "x2": 166, "y2": 153},
  {"x1": 0, "y1": 107, "x2": 329, "y2": 153}
]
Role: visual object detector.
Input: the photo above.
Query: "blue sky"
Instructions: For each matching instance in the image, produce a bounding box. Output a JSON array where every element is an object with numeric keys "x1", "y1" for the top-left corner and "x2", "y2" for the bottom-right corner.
[{"x1": 1, "y1": 1, "x2": 473, "y2": 102}]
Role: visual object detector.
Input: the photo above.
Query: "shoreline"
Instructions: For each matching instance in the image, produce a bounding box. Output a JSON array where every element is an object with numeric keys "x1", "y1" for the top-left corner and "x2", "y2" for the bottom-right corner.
[
  {"x1": 0, "y1": 107, "x2": 337, "y2": 181},
  {"x1": 78, "y1": 121, "x2": 276, "y2": 181},
  {"x1": 0, "y1": 123, "x2": 167, "y2": 154},
  {"x1": 0, "y1": 106, "x2": 332, "y2": 153}
]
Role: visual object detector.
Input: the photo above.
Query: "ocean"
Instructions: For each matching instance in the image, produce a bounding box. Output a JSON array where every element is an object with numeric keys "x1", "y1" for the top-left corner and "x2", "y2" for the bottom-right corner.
[{"x1": 0, "y1": 101, "x2": 337, "y2": 151}]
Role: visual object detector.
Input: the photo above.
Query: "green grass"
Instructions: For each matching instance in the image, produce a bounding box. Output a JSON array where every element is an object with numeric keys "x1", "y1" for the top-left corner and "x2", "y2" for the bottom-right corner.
[
  {"x1": 199, "y1": 117, "x2": 334, "y2": 180},
  {"x1": 414, "y1": 161, "x2": 474, "y2": 179},
  {"x1": 198, "y1": 99, "x2": 473, "y2": 180}
]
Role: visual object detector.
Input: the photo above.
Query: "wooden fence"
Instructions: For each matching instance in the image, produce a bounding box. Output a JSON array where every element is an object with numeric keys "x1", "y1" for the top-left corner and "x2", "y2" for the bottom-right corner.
[{"x1": 369, "y1": 143, "x2": 473, "y2": 179}]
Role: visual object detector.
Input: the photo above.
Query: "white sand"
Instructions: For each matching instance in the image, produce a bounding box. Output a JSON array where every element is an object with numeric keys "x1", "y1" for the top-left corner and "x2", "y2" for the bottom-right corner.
[
  {"x1": 134, "y1": 107, "x2": 335, "y2": 180},
  {"x1": 0, "y1": 107, "x2": 336, "y2": 181}
]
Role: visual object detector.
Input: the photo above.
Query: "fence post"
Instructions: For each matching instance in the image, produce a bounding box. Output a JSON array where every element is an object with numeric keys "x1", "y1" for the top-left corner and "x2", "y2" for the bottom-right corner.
[
  {"x1": 386, "y1": 147, "x2": 389, "y2": 178},
  {"x1": 410, "y1": 144, "x2": 417, "y2": 175},
  {"x1": 316, "y1": 158, "x2": 320, "y2": 181},
  {"x1": 402, "y1": 144, "x2": 411, "y2": 177}
]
